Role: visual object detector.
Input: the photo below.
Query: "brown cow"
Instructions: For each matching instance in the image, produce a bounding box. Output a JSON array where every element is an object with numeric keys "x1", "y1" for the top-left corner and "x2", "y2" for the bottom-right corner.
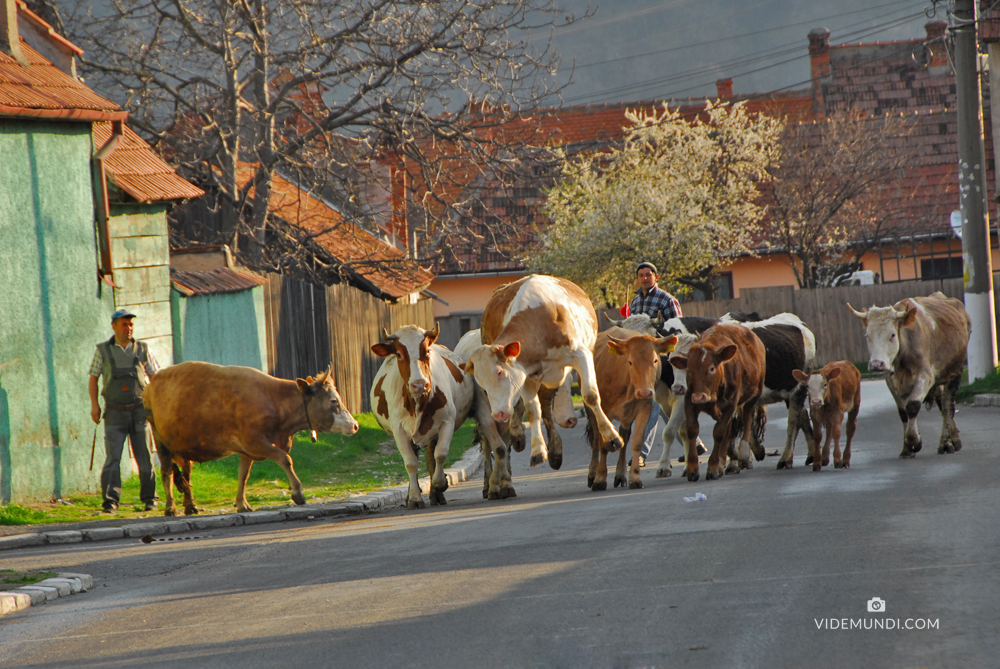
[
  {"x1": 792, "y1": 362, "x2": 861, "y2": 471},
  {"x1": 143, "y1": 362, "x2": 358, "y2": 515},
  {"x1": 586, "y1": 327, "x2": 677, "y2": 490},
  {"x1": 669, "y1": 323, "x2": 766, "y2": 481}
]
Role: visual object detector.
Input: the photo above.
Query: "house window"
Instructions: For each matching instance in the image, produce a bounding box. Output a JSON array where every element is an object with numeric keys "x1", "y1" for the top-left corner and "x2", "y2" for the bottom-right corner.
[
  {"x1": 920, "y1": 257, "x2": 963, "y2": 279},
  {"x1": 691, "y1": 272, "x2": 734, "y2": 302},
  {"x1": 459, "y1": 317, "x2": 471, "y2": 336}
]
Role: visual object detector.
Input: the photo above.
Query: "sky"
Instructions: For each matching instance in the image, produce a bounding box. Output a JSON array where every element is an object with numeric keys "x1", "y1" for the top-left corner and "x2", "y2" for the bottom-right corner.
[{"x1": 535, "y1": 0, "x2": 942, "y2": 106}]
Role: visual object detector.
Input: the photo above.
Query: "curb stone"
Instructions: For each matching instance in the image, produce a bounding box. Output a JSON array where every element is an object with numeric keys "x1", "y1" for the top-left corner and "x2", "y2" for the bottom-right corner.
[
  {"x1": 0, "y1": 445, "x2": 484, "y2": 553},
  {"x1": 0, "y1": 572, "x2": 94, "y2": 617},
  {"x1": 973, "y1": 393, "x2": 1000, "y2": 407}
]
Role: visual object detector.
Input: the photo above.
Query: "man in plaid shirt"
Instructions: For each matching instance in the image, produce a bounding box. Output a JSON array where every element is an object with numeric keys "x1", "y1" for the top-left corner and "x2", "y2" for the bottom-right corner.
[{"x1": 628, "y1": 262, "x2": 681, "y2": 467}]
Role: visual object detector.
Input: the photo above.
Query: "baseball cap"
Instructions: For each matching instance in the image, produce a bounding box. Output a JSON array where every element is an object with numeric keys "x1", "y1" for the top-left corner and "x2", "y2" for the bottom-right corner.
[
  {"x1": 636, "y1": 262, "x2": 658, "y2": 275},
  {"x1": 111, "y1": 308, "x2": 137, "y2": 323}
]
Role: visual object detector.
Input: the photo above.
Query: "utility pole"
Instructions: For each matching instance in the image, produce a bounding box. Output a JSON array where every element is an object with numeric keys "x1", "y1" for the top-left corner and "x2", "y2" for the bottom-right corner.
[{"x1": 954, "y1": 0, "x2": 998, "y2": 380}]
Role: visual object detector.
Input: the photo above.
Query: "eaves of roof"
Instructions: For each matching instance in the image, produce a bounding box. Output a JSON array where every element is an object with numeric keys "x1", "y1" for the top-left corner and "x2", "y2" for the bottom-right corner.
[
  {"x1": 171, "y1": 266, "x2": 267, "y2": 297},
  {"x1": 94, "y1": 122, "x2": 204, "y2": 202}
]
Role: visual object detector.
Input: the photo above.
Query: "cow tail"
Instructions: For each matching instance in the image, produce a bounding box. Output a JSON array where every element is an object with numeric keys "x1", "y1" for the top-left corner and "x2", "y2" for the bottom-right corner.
[
  {"x1": 727, "y1": 410, "x2": 744, "y2": 458},
  {"x1": 172, "y1": 463, "x2": 190, "y2": 494},
  {"x1": 752, "y1": 405, "x2": 767, "y2": 448}
]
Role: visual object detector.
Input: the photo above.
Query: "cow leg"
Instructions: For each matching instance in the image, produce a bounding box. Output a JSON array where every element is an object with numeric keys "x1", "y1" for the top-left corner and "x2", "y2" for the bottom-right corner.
[
  {"x1": 684, "y1": 403, "x2": 703, "y2": 482},
  {"x1": 551, "y1": 374, "x2": 579, "y2": 428},
  {"x1": 628, "y1": 403, "x2": 652, "y2": 489},
  {"x1": 538, "y1": 385, "x2": 563, "y2": 471},
  {"x1": 178, "y1": 459, "x2": 196, "y2": 515},
  {"x1": 236, "y1": 455, "x2": 255, "y2": 512},
  {"x1": 429, "y1": 418, "x2": 457, "y2": 505},
  {"x1": 898, "y1": 374, "x2": 933, "y2": 457},
  {"x1": 840, "y1": 395, "x2": 860, "y2": 468},
  {"x1": 593, "y1": 439, "x2": 610, "y2": 491},
  {"x1": 509, "y1": 398, "x2": 527, "y2": 453},
  {"x1": 614, "y1": 421, "x2": 634, "y2": 488},
  {"x1": 939, "y1": 375, "x2": 962, "y2": 454},
  {"x1": 156, "y1": 442, "x2": 178, "y2": 517},
  {"x1": 823, "y1": 410, "x2": 842, "y2": 468},
  {"x1": 655, "y1": 393, "x2": 682, "y2": 479},
  {"x1": 707, "y1": 405, "x2": 738, "y2": 480},
  {"x1": 570, "y1": 349, "x2": 624, "y2": 452},
  {"x1": 521, "y1": 378, "x2": 549, "y2": 467},
  {"x1": 392, "y1": 427, "x2": 425, "y2": 509}
]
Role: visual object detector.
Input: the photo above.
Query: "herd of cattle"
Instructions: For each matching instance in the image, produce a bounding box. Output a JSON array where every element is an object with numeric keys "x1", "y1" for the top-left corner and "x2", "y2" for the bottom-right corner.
[{"x1": 142, "y1": 274, "x2": 971, "y2": 516}]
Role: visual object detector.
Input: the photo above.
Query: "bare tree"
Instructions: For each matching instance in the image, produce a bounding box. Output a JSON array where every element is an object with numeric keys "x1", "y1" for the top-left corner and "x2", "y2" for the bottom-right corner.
[
  {"x1": 41, "y1": 0, "x2": 575, "y2": 280},
  {"x1": 767, "y1": 113, "x2": 919, "y2": 288}
]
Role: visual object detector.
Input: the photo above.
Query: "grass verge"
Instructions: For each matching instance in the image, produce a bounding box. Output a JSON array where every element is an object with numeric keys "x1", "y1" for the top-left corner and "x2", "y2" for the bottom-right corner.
[
  {"x1": 1, "y1": 569, "x2": 58, "y2": 585},
  {"x1": 957, "y1": 367, "x2": 1000, "y2": 402},
  {"x1": 0, "y1": 414, "x2": 478, "y2": 526}
]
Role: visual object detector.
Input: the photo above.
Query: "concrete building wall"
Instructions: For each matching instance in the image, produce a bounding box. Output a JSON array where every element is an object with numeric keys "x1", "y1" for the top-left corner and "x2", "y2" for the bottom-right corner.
[
  {"x1": 109, "y1": 204, "x2": 173, "y2": 367},
  {"x1": 0, "y1": 120, "x2": 116, "y2": 503},
  {"x1": 171, "y1": 287, "x2": 268, "y2": 370}
]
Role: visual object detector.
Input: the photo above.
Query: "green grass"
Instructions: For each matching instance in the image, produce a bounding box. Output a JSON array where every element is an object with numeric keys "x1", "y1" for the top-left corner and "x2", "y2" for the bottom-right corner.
[
  {"x1": 1, "y1": 569, "x2": 58, "y2": 585},
  {"x1": 853, "y1": 362, "x2": 886, "y2": 380},
  {"x1": 957, "y1": 367, "x2": 1000, "y2": 402},
  {"x1": 0, "y1": 414, "x2": 479, "y2": 526}
]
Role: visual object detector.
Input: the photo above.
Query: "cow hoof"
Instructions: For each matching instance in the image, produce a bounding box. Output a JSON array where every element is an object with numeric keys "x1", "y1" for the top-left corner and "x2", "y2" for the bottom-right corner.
[
  {"x1": 530, "y1": 452, "x2": 547, "y2": 467},
  {"x1": 488, "y1": 490, "x2": 499, "y2": 500},
  {"x1": 184, "y1": 505, "x2": 199, "y2": 516},
  {"x1": 510, "y1": 434, "x2": 526, "y2": 453},
  {"x1": 614, "y1": 476, "x2": 626, "y2": 488},
  {"x1": 677, "y1": 454, "x2": 686, "y2": 463},
  {"x1": 741, "y1": 459, "x2": 752, "y2": 470},
  {"x1": 607, "y1": 436, "x2": 624, "y2": 453},
  {"x1": 910, "y1": 440, "x2": 923, "y2": 453},
  {"x1": 804, "y1": 455, "x2": 814, "y2": 465},
  {"x1": 628, "y1": 480, "x2": 644, "y2": 489},
  {"x1": 834, "y1": 461, "x2": 844, "y2": 469},
  {"x1": 482, "y1": 489, "x2": 489, "y2": 499},
  {"x1": 655, "y1": 467, "x2": 672, "y2": 478},
  {"x1": 164, "y1": 507, "x2": 177, "y2": 517},
  {"x1": 952, "y1": 439, "x2": 963, "y2": 452},
  {"x1": 724, "y1": 464, "x2": 740, "y2": 475},
  {"x1": 499, "y1": 486, "x2": 517, "y2": 499},
  {"x1": 406, "y1": 498, "x2": 426, "y2": 510},
  {"x1": 706, "y1": 471, "x2": 720, "y2": 481},
  {"x1": 777, "y1": 460, "x2": 792, "y2": 470},
  {"x1": 587, "y1": 475, "x2": 595, "y2": 488},
  {"x1": 429, "y1": 491, "x2": 447, "y2": 506},
  {"x1": 899, "y1": 450, "x2": 916, "y2": 459},
  {"x1": 938, "y1": 442, "x2": 954, "y2": 454},
  {"x1": 549, "y1": 452, "x2": 563, "y2": 470},
  {"x1": 591, "y1": 480, "x2": 607, "y2": 491},
  {"x1": 686, "y1": 470, "x2": 700, "y2": 482},
  {"x1": 813, "y1": 464, "x2": 822, "y2": 472},
  {"x1": 821, "y1": 458, "x2": 830, "y2": 467},
  {"x1": 292, "y1": 492, "x2": 306, "y2": 505}
]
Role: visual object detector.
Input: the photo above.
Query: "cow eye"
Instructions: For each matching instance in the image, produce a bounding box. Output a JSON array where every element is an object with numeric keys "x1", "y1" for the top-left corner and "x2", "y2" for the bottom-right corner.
[
  {"x1": 709, "y1": 366, "x2": 716, "y2": 374},
  {"x1": 628, "y1": 360, "x2": 633, "y2": 366}
]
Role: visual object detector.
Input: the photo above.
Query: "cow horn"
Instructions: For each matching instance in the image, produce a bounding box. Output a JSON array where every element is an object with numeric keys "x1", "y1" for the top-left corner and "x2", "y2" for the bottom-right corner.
[
  {"x1": 650, "y1": 311, "x2": 663, "y2": 327},
  {"x1": 427, "y1": 322, "x2": 440, "y2": 338},
  {"x1": 847, "y1": 303, "x2": 868, "y2": 320},
  {"x1": 603, "y1": 312, "x2": 622, "y2": 327},
  {"x1": 381, "y1": 327, "x2": 397, "y2": 341},
  {"x1": 317, "y1": 363, "x2": 332, "y2": 383}
]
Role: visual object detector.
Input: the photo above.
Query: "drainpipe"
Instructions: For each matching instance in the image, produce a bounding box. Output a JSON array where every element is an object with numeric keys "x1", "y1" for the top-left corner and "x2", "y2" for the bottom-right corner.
[{"x1": 94, "y1": 119, "x2": 124, "y2": 287}]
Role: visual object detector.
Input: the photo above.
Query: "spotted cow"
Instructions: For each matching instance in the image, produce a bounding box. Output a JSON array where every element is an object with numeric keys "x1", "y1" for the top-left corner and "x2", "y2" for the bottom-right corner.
[
  {"x1": 849, "y1": 293, "x2": 969, "y2": 458},
  {"x1": 371, "y1": 323, "x2": 474, "y2": 509}
]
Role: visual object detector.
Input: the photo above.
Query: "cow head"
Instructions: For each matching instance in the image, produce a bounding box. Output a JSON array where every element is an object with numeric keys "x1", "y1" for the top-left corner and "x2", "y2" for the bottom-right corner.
[
  {"x1": 666, "y1": 334, "x2": 699, "y2": 395},
  {"x1": 295, "y1": 365, "x2": 359, "y2": 435},
  {"x1": 607, "y1": 334, "x2": 677, "y2": 400},
  {"x1": 792, "y1": 366, "x2": 843, "y2": 407},
  {"x1": 371, "y1": 323, "x2": 440, "y2": 402},
  {"x1": 460, "y1": 341, "x2": 526, "y2": 423},
  {"x1": 848, "y1": 303, "x2": 916, "y2": 372},
  {"x1": 669, "y1": 338, "x2": 738, "y2": 404}
]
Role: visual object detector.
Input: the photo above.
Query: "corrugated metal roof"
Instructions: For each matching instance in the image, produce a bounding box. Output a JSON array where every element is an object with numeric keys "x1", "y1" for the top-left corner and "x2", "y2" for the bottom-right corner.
[
  {"x1": 171, "y1": 267, "x2": 267, "y2": 297},
  {"x1": 235, "y1": 163, "x2": 434, "y2": 300},
  {"x1": 94, "y1": 122, "x2": 204, "y2": 202},
  {"x1": 0, "y1": 42, "x2": 120, "y2": 118}
]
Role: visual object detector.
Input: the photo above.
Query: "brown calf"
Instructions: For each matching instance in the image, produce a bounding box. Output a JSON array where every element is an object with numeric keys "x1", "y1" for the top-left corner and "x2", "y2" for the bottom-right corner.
[
  {"x1": 792, "y1": 362, "x2": 861, "y2": 471},
  {"x1": 669, "y1": 323, "x2": 766, "y2": 481}
]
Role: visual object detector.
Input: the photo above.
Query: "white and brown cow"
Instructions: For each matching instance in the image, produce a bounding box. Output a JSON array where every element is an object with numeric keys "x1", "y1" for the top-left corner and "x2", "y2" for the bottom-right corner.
[
  {"x1": 371, "y1": 323, "x2": 473, "y2": 509},
  {"x1": 849, "y1": 292, "x2": 969, "y2": 458},
  {"x1": 462, "y1": 275, "x2": 623, "y2": 498},
  {"x1": 586, "y1": 326, "x2": 677, "y2": 490},
  {"x1": 793, "y1": 361, "x2": 861, "y2": 471}
]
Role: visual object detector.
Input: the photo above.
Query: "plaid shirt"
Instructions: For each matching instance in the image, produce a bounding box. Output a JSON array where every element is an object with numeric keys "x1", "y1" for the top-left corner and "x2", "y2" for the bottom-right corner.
[
  {"x1": 630, "y1": 285, "x2": 682, "y2": 320},
  {"x1": 89, "y1": 340, "x2": 159, "y2": 379}
]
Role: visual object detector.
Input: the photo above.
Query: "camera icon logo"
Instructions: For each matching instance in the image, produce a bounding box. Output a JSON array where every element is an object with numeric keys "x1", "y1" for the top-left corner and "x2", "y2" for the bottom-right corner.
[{"x1": 867, "y1": 597, "x2": 886, "y2": 613}]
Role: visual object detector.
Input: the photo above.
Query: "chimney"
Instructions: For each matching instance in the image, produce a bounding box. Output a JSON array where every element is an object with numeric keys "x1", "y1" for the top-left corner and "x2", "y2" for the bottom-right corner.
[
  {"x1": 925, "y1": 21, "x2": 948, "y2": 71},
  {"x1": 1, "y1": 0, "x2": 29, "y2": 68},
  {"x1": 715, "y1": 78, "x2": 733, "y2": 99},
  {"x1": 808, "y1": 28, "x2": 831, "y2": 119},
  {"x1": 389, "y1": 164, "x2": 409, "y2": 256}
]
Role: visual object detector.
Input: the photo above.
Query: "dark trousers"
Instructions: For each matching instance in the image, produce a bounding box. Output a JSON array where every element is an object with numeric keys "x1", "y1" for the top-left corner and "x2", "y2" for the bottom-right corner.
[{"x1": 100, "y1": 407, "x2": 156, "y2": 508}]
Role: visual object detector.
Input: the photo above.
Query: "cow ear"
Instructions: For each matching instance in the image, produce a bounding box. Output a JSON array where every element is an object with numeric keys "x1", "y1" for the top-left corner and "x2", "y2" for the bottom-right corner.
[
  {"x1": 606, "y1": 335, "x2": 626, "y2": 356},
  {"x1": 717, "y1": 344, "x2": 738, "y2": 362},
  {"x1": 503, "y1": 341, "x2": 521, "y2": 359},
  {"x1": 459, "y1": 360, "x2": 473, "y2": 374},
  {"x1": 826, "y1": 367, "x2": 842, "y2": 381},
  {"x1": 670, "y1": 356, "x2": 688, "y2": 370},
  {"x1": 899, "y1": 307, "x2": 918, "y2": 328},
  {"x1": 792, "y1": 369, "x2": 809, "y2": 383},
  {"x1": 371, "y1": 342, "x2": 395, "y2": 358},
  {"x1": 656, "y1": 335, "x2": 678, "y2": 354},
  {"x1": 296, "y1": 378, "x2": 313, "y2": 394}
]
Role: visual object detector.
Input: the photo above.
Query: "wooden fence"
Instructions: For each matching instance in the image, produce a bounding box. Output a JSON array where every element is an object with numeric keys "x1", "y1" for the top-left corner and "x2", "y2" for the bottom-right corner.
[
  {"x1": 677, "y1": 277, "x2": 974, "y2": 366},
  {"x1": 262, "y1": 274, "x2": 434, "y2": 414}
]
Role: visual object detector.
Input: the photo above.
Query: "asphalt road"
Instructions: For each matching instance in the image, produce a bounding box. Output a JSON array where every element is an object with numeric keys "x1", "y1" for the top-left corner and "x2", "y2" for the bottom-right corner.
[{"x1": 1, "y1": 380, "x2": 998, "y2": 668}]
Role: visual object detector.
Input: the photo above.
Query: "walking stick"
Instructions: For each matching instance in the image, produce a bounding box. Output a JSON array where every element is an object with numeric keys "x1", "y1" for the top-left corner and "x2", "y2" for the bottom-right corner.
[{"x1": 89, "y1": 424, "x2": 98, "y2": 471}]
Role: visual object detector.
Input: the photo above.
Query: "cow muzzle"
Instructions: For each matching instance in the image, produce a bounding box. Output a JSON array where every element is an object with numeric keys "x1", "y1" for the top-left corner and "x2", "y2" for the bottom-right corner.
[
  {"x1": 493, "y1": 409, "x2": 512, "y2": 423},
  {"x1": 671, "y1": 384, "x2": 686, "y2": 396},
  {"x1": 691, "y1": 392, "x2": 712, "y2": 404},
  {"x1": 635, "y1": 388, "x2": 653, "y2": 400},
  {"x1": 810, "y1": 399, "x2": 823, "y2": 407},
  {"x1": 868, "y1": 360, "x2": 889, "y2": 373},
  {"x1": 410, "y1": 380, "x2": 430, "y2": 397}
]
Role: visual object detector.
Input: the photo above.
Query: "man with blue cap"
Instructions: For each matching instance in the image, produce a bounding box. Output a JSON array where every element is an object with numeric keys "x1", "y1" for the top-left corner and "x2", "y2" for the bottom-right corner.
[{"x1": 88, "y1": 308, "x2": 160, "y2": 513}]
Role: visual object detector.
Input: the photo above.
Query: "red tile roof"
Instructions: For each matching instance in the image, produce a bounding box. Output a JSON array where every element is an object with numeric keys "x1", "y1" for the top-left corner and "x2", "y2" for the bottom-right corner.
[
  {"x1": 236, "y1": 164, "x2": 434, "y2": 300},
  {"x1": 93, "y1": 122, "x2": 204, "y2": 202},
  {"x1": 171, "y1": 266, "x2": 266, "y2": 296},
  {"x1": 0, "y1": 42, "x2": 124, "y2": 121}
]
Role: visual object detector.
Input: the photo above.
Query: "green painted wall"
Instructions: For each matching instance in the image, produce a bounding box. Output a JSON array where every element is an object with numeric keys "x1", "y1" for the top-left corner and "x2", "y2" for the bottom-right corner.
[
  {"x1": 0, "y1": 120, "x2": 116, "y2": 503},
  {"x1": 171, "y1": 287, "x2": 267, "y2": 370}
]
